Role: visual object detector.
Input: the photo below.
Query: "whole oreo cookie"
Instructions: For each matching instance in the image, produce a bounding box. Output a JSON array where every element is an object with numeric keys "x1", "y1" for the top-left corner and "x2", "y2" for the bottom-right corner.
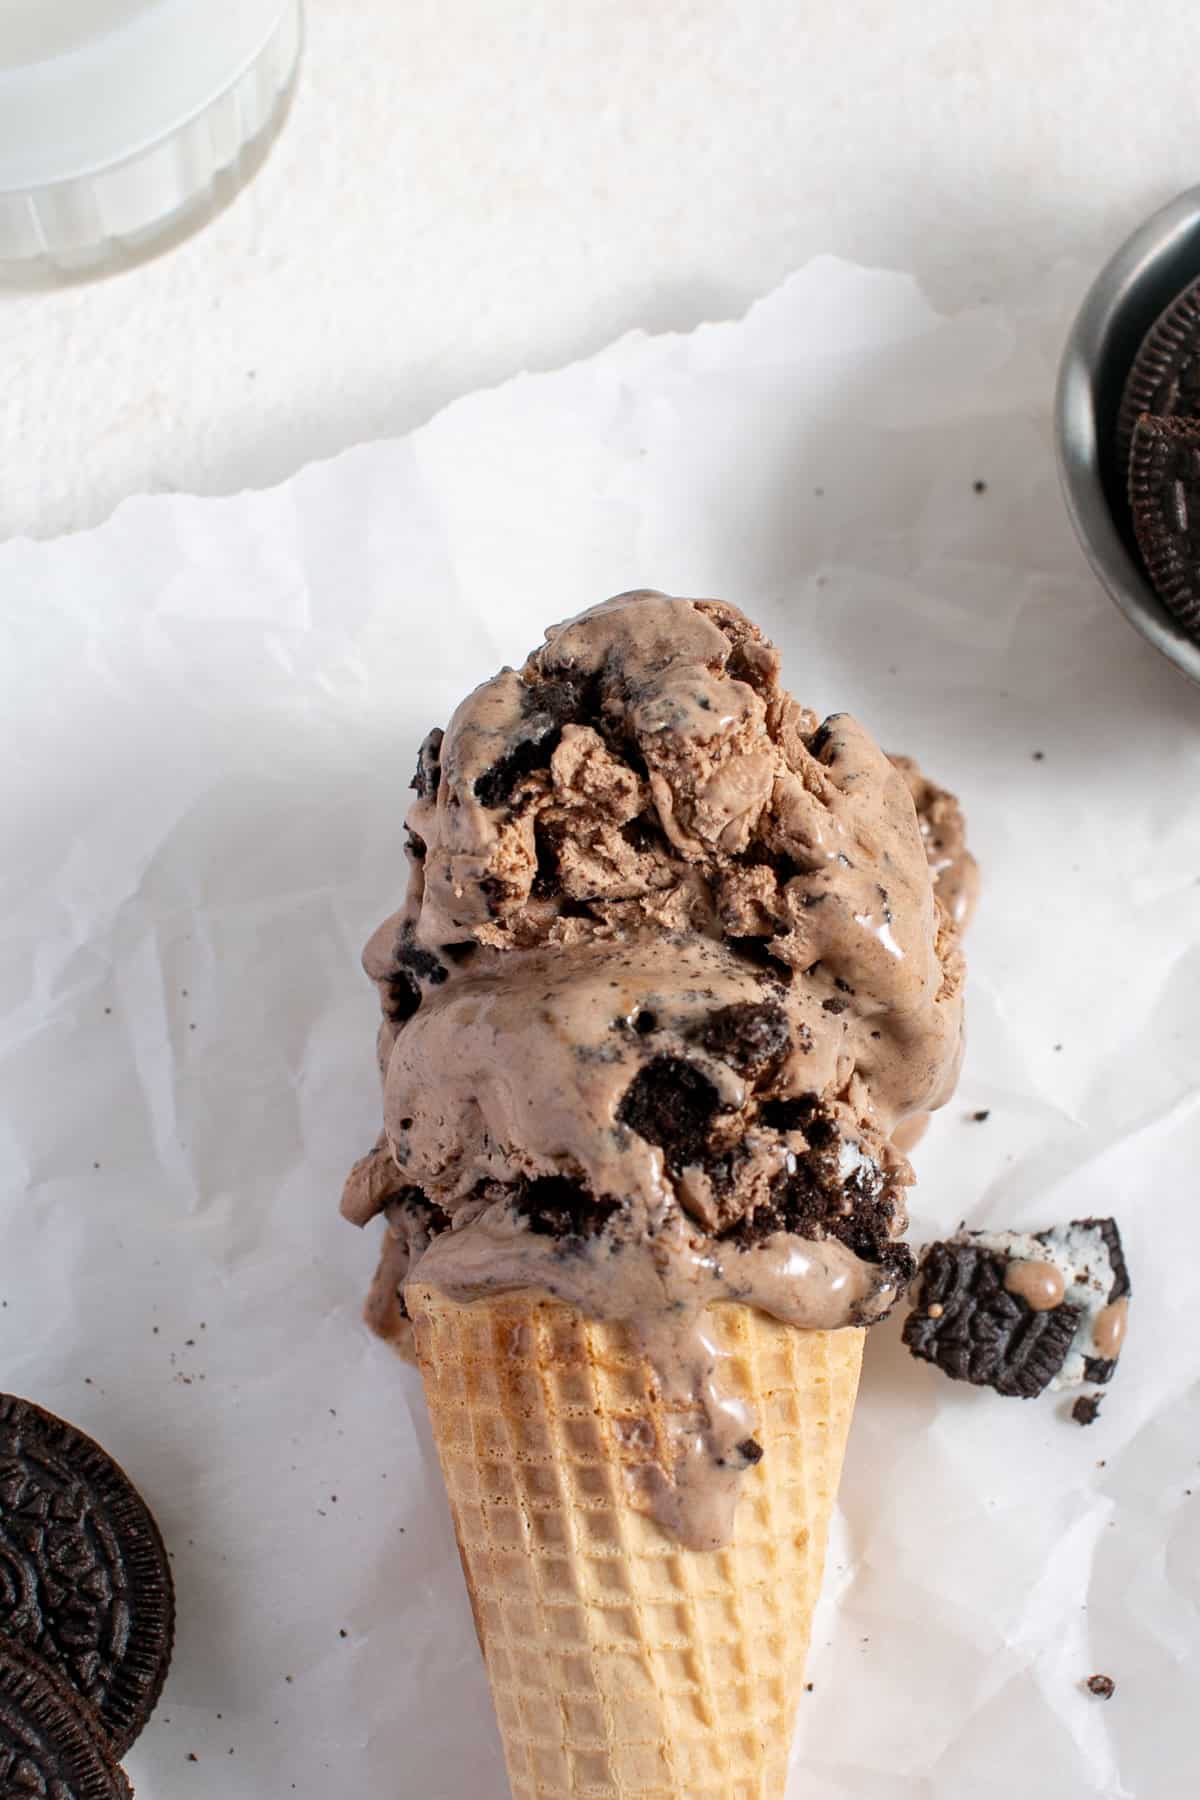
[
  {"x1": 1128, "y1": 413, "x2": 1200, "y2": 635},
  {"x1": 0, "y1": 1395, "x2": 174, "y2": 1757},
  {"x1": 1117, "y1": 275, "x2": 1200, "y2": 472},
  {"x1": 0, "y1": 1637, "x2": 131, "y2": 1799}
]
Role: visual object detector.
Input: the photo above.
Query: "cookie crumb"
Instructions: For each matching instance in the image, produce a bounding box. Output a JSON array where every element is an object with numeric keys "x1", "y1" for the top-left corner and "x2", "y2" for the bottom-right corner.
[
  {"x1": 1086, "y1": 1673, "x2": 1115, "y2": 1699},
  {"x1": 1072, "y1": 1393, "x2": 1103, "y2": 1427},
  {"x1": 971, "y1": 1109, "x2": 990, "y2": 1122},
  {"x1": 973, "y1": 479, "x2": 987, "y2": 493},
  {"x1": 1032, "y1": 750, "x2": 1045, "y2": 761}
]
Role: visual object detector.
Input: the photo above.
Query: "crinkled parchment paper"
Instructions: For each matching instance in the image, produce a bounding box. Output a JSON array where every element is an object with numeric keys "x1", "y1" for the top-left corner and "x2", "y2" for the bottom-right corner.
[{"x1": 2, "y1": 258, "x2": 1197, "y2": 1798}]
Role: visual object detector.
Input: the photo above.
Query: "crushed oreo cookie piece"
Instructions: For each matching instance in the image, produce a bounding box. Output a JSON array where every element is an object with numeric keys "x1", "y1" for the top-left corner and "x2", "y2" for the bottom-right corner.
[
  {"x1": 904, "y1": 1219, "x2": 1130, "y2": 1397},
  {"x1": 531, "y1": 817, "x2": 565, "y2": 898},
  {"x1": 1087, "y1": 1217, "x2": 1130, "y2": 1301},
  {"x1": 806, "y1": 715, "x2": 839, "y2": 761},
  {"x1": 473, "y1": 712, "x2": 561, "y2": 810},
  {"x1": 1071, "y1": 1393, "x2": 1104, "y2": 1427},
  {"x1": 383, "y1": 924, "x2": 449, "y2": 1025},
  {"x1": 526, "y1": 663, "x2": 651, "y2": 779},
  {"x1": 411, "y1": 727, "x2": 444, "y2": 802},
  {"x1": 902, "y1": 1240, "x2": 1081, "y2": 1397},
  {"x1": 716, "y1": 1436, "x2": 764, "y2": 1470},
  {"x1": 377, "y1": 1188, "x2": 452, "y2": 1323},
  {"x1": 533, "y1": 666, "x2": 605, "y2": 730},
  {"x1": 694, "y1": 1002, "x2": 790, "y2": 1075},
  {"x1": 724, "y1": 1095, "x2": 911, "y2": 1288},
  {"x1": 1041, "y1": 1217, "x2": 1129, "y2": 1386},
  {"x1": 389, "y1": 1186, "x2": 451, "y2": 1238},
  {"x1": 397, "y1": 926, "x2": 448, "y2": 987},
  {"x1": 511, "y1": 1175, "x2": 621, "y2": 1240},
  {"x1": 757, "y1": 1092, "x2": 832, "y2": 1140},
  {"x1": 1085, "y1": 1673, "x2": 1115, "y2": 1700},
  {"x1": 617, "y1": 1056, "x2": 722, "y2": 1170}
]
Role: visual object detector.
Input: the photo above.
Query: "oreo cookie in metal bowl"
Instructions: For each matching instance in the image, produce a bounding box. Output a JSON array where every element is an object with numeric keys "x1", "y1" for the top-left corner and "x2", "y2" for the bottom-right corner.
[{"x1": 1056, "y1": 184, "x2": 1200, "y2": 686}]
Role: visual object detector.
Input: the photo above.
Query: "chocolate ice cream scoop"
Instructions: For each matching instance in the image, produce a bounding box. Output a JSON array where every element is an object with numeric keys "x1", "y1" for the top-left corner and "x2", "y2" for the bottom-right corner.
[{"x1": 343, "y1": 592, "x2": 972, "y2": 1542}]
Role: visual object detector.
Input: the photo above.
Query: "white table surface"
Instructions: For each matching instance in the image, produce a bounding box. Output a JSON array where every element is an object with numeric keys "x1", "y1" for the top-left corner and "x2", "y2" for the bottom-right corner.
[{"x1": 0, "y1": 0, "x2": 1194, "y2": 543}]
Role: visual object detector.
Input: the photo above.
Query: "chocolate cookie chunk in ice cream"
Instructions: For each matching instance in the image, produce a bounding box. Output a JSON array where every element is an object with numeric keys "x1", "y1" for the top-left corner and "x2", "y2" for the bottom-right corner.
[{"x1": 343, "y1": 591, "x2": 970, "y2": 1545}]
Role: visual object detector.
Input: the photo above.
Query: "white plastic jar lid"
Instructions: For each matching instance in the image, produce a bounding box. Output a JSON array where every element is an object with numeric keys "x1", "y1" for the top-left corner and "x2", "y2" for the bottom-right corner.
[{"x1": 0, "y1": 0, "x2": 302, "y2": 270}]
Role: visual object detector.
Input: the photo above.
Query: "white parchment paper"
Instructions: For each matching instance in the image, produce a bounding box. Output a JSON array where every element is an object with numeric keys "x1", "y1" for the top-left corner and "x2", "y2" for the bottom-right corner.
[{"x1": 2, "y1": 258, "x2": 1198, "y2": 1800}]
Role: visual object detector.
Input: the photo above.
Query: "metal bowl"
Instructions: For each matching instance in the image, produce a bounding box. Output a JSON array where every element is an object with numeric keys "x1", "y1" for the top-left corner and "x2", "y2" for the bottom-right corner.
[{"x1": 1055, "y1": 186, "x2": 1200, "y2": 687}]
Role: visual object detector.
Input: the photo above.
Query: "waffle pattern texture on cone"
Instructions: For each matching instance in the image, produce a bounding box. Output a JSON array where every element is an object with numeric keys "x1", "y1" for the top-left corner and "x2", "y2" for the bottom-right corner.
[{"x1": 408, "y1": 1285, "x2": 863, "y2": 1800}]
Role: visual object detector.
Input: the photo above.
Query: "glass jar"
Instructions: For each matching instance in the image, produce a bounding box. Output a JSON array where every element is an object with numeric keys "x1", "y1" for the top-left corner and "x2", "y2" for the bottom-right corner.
[{"x1": 0, "y1": 0, "x2": 303, "y2": 282}]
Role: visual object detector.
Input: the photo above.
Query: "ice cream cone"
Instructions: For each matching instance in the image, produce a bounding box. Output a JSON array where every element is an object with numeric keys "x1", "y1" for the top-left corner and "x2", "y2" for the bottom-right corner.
[{"x1": 407, "y1": 1281, "x2": 863, "y2": 1800}]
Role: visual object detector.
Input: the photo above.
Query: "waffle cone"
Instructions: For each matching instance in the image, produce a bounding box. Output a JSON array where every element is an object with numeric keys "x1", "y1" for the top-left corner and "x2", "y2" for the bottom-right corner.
[{"x1": 407, "y1": 1281, "x2": 863, "y2": 1799}]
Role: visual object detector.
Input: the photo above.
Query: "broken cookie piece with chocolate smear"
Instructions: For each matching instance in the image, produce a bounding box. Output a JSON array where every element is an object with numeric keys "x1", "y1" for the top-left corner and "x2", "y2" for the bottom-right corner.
[{"x1": 902, "y1": 1218, "x2": 1130, "y2": 1398}]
